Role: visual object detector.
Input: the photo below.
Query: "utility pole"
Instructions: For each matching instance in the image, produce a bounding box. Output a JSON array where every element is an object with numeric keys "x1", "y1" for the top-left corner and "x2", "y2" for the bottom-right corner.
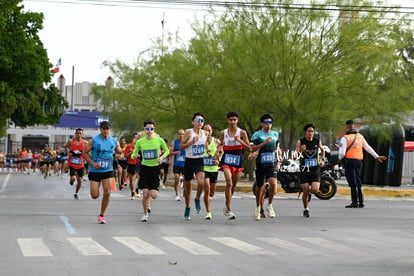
[{"x1": 161, "y1": 12, "x2": 165, "y2": 56}]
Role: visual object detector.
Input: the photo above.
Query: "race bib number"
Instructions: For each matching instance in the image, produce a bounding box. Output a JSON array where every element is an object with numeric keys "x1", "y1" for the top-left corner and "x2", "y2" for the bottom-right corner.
[
  {"x1": 192, "y1": 144, "x2": 204, "y2": 156},
  {"x1": 143, "y1": 150, "x2": 157, "y2": 160},
  {"x1": 260, "y1": 152, "x2": 275, "y2": 164},
  {"x1": 162, "y1": 158, "x2": 169, "y2": 164},
  {"x1": 176, "y1": 155, "x2": 185, "y2": 162},
  {"x1": 71, "y1": 157, "x2": 82, "y2": 165},
  {"x1": 204, "y1": 157, "x2": 215, "y2": 166},
  {"x1": 96, "y1": 158, "x2": 111, "y2": 169},
  {"x1": 304, "y1": 158, "x2": 318, "y2": 168},
  {"x1": 224, "y1": 154, "x2": 240, "y2": 166}
]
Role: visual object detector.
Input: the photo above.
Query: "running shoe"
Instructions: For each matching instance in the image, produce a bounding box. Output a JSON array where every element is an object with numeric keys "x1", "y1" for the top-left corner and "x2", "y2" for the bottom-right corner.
[
  {"x1": 204, "y1": 212, "x2": 212, "y2": 220},
  {"x1": 254, "y1": 207, "x2": 261, "y2": 221},
  {"x1": 223, "y1": 208, "x2": 236, "y2": 220},
  {"x1": 97, "y1": 215, "x2": 106, "y2": 224},
  {"x1": 141, "y1": 213, "x2": 149, "y2": 222},
  {"x1": 260, "y1": 208, "x2": 266, "y2": 218},
  {"x1": 74, "y1": 193, "x2": 79, "y2": 200},
  {"x1": 130, "y1": 192, "x2": 135, "y2": 200},
  {"x1": 69, "y1": 179, "x2": 74, "y2": 186},
  {"x1": 267, "y1": 204, "x2": 276, "y2": 218},
  {"x1": 227, "y1": 211, "x2": 236, "y2": 220},
  {"x1": 303, "y1": 209, "x2": 310, "y2": 217},
  {"x1": 159, "y1": 183, "x2": 166, "y2": 190},
  {"x1": 175, "y1": 195, "x2": 181, "y2": 201},
  {"x1": 184, "y1": 207, "x2": 191, "y2": 220},
  {"x1": 195, "y1": 199, "x2": 201, "y2": 214}
]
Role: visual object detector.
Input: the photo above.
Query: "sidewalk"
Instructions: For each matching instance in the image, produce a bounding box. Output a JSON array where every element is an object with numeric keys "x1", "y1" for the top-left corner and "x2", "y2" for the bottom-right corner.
[{"x1": 166, "y1": 178, "x2": 414, "y2": 197}]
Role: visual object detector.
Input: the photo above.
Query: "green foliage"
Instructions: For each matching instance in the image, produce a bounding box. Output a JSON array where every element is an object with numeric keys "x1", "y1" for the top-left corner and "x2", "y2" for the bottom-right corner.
[
  {"x1": 95, "y1": 0, "x2": 414, "y2": 147},
  {"x1": 0, "y1": 0, "x2": 68, "y2": 136}
]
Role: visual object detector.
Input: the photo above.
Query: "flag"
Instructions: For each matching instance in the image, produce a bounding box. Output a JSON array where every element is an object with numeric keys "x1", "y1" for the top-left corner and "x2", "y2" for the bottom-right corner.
[
  {"x1": 53, "y1": 58, "x2": 61, "y2": 73},
  {"x1": 100, "y1": 59, "x2": 110, "y2": 69}
]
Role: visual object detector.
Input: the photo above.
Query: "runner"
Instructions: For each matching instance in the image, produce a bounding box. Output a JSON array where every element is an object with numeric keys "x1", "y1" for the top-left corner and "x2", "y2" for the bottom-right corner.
[
  {"x1": 40, "y1": 145, "x2": 53, "y2": 179},
  {"x1": 131, "y1": 119, "x2": 170, "y2": 222},
  {"x1": 82, "y1": 121, "x2": 123, "y2": 224},
  {"x1": 250, "y1": 114, "x2": 280, "y2": 220},
  {"x1": 159, "y1": 138, "x2": 170, "y2": 190},
  {"x1": 296, "y1": 123, "x2": 325, "y2": 217},
  {"x1": 180, "y1": 112, "x2": 207, "y2": 220},
  {"x1": 170, "y1": 129, "x2": 186, "y2": 201},
  {"x1": 200, "y1": 124, "x2": 222, "y2": 220},
  {"x1": 124, "y1": 133, "x2": 138, "y2": 200},
  {"x1": 118, "y1": 137, "x2": 128, "y2": 188},
  {"x1": 65, "y1": 128, "x2": 88, "y2": 200},
  {"x1": 219, "y1": 111, "x2": 251, "y2": 220}
]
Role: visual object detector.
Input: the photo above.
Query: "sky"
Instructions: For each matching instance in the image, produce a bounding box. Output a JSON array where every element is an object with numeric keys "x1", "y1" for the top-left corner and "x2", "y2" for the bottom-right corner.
[
  {"x1": 22, "y1": 0, "x2": 211, "y2": 85},
  {"x1": 22, "y1": 0, "x2": 414, "y2": 86}
]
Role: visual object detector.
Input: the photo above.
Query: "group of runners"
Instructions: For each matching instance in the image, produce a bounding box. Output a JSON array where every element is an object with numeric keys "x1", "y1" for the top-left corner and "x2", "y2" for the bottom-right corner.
[
  {"x1": 76, "y1": 111, "x2": 328, "y2": 224},
  {"x1": 0, "y1": 146, "x2": 70, "y2": 176}
]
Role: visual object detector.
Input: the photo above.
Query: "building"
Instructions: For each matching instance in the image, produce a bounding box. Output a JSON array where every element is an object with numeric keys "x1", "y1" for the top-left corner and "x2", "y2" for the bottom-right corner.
[{"x1": 2, "y1": 75, "x2": 112, "y2": 154}]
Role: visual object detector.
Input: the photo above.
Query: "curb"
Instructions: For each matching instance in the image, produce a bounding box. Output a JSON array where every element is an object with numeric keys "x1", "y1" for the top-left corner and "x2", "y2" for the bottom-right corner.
[{"x1": 165, "y1": 182, "x2": 414, "y2": 198}]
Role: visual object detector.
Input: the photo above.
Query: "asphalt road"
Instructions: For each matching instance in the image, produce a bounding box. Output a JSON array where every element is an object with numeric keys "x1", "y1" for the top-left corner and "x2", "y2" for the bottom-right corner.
[{"x1": 1, "y1": 171, "x2": 414, "y2": 276}]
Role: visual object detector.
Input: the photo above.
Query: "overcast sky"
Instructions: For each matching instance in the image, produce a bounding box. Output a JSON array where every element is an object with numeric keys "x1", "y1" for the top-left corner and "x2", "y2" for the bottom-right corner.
[{"x1": 22, "y1": 0, "x2": 414, "y2": 85}]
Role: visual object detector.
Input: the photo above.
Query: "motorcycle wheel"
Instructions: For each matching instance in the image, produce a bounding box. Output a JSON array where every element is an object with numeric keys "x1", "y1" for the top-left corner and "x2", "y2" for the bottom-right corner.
[
  {"x1": 315, "y1": 176, "x2": 337, "y2": 200},
  {"x1": 252, "y1": 182, "x2": 269, "y2": 198}
]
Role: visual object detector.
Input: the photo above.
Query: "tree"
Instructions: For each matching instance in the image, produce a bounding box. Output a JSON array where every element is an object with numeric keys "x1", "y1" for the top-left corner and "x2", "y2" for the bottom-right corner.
[
  {"x1": 97, "y1": 0, "x2": 414, "y2": 148},
  {"x1": 0, "y1": 0, "x2": 68, "y2": 136}
]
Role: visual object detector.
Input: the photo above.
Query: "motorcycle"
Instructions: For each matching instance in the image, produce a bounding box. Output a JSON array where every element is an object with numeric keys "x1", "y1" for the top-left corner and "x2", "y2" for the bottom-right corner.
[
  {"x1": 322, "y1": 145, "x2": 344, "y2": 180},
  {"x1": 275, "y1": 159, "x2": 337, "y2": 200}
]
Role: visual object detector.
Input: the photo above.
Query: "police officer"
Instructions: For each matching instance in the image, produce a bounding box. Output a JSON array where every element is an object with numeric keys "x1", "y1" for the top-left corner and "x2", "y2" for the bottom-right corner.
[{"x1": 338, "y1": 120, "x2": 387, "y2": 208}]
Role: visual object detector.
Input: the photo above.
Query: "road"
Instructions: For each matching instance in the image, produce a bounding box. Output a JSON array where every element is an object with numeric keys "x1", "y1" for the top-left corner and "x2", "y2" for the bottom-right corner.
[{"x1": 1, "y1": 171, "x2": 414, "y2": 276}]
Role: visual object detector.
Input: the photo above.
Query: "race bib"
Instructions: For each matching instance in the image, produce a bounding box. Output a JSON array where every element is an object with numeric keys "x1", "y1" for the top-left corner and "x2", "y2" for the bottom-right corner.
[
  {"x1": 162, "y1": 158, "x2": 169, "y2": 164},
  {"x1": 192, "y1": 144, "x2": 204, "y2": 156},
  {"x1": 224, "y1": 154, "x2": 240, "y2": 166},
  {"x1": 176, "y1": 155, "x2": 185, "y2": 162},
  {"x1": 204, "y1": 157, "x2": 215, "y2": 166},
  {"x1": 143, "y1": 149, "x2": 157, "y2": 160},
  {"x1": 96, "y1": 158, "x2": 111, "y2": 169},
  {"x1": 71, "y1": 157, "x2": 82, "y2": 165},
  {"x1": 260, "y1": 152, "x2": 275, "y2": 164},
  {"x1": 304, "y1": 158, "x2": 318, "y2": 168}
]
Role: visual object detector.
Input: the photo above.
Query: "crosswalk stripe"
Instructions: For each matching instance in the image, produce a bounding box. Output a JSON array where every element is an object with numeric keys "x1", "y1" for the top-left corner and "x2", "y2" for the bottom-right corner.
[
  {"x1": 299, "y1": 237, "x2": 360, "y2": 255},
  {"x1": 162, "y1": 237, "x2": 221, "y2": 255},
  {"x1": 113, "y1": 236, "x2": 166, "y2": 255},
  {"x1": 210, "y1": 237, "x2": 275, "y2": 255},
  {"x1": 67, "y1": 237, "x2": 112, "y2": 256},
  {"x1": 18, "y1": 238, "x2": 53, "y2": 257},
  {"x1": 257, "y1": 237, "x2": 320, "y2": 256}
]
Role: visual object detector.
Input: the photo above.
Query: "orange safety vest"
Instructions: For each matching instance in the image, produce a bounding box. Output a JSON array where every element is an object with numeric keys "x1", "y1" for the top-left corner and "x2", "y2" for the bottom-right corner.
[{"x1": 344, "y1": 133, "x2": 364, "y2": 160}]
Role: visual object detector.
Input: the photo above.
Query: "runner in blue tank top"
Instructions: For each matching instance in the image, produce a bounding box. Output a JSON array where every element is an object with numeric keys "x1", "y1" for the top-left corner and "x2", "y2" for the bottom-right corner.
[{"x1": 82, "y1": 121, "x2": 124, "y2": 224}]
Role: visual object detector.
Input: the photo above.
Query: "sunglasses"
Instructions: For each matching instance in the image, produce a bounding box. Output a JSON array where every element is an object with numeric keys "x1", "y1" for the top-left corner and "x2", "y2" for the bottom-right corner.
[
  {"x1": 262, "y1": 120, "x2": 273, "y2": 124},
  {"x1": 145, "y1": 127, "x2": 155, "y2": 131},
  {"x1": 194, "y1": 118, "x2": 204, "y2": 123}
]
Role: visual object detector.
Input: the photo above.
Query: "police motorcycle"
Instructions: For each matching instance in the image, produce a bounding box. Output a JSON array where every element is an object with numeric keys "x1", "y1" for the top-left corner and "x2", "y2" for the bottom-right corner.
[{"x1": 276, "y1": 158, "x2": 337, "y2": 200}]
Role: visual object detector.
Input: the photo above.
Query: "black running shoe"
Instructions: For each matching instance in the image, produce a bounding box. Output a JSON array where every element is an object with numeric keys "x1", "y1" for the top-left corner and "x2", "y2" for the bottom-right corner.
[{"x1": 303, "y1": 210, "x2": 310, "y2": 217}]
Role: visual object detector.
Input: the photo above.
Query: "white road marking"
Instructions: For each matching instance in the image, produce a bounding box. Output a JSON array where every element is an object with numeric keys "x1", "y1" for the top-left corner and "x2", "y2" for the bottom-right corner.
[
  {"x1": 18, "y1": 238, "x2": 53, "y2": 257},
  {"x1": 114, "y1": 236, "x2": 166, "y2": 255},
  {"x1": 67, "y1": 237, "x2": 112, "y2": 256},
  {"x1": 210, "y1": 237, "x2": 275, "y2": 255},
  {"x1": 163, "y1": 237, "x2": 221, "y2": 255},
  {"x1": 257, "y1": 237, "x2": 320, "y2": 256}
]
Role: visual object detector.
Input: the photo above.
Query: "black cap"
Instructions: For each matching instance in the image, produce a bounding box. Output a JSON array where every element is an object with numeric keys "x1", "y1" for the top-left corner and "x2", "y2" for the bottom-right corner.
[
  {"x1": 100, "y1": 121, "x2": 111, "y2": 128},
  {"x1": 345, "y1": 119, "x2": 354, "y2": 125}
]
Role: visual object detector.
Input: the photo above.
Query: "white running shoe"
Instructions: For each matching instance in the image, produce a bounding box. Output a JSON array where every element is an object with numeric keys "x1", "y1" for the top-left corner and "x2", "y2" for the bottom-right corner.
[{"x1": 175, "y1": 195, "x2": 181, "y2": 201}]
